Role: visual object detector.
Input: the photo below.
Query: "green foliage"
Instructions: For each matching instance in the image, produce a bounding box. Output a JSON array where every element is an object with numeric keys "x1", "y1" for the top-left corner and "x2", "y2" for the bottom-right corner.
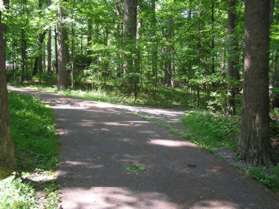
[
  {"x1": 125, "y1": 164, "x2": 145, "y2": 174},
  {"x1": 0, "y1": 93, "x2": 59, "y2": 209},
  {"x1": 249, "y1": 166, "x2": 279, "y2": 192},
  {"x1": 182, "y1": 111, "x2": 239, "y2": 152},
  {"x1": 0, "y1": 176, "x2": 36, "y2": 209},
  {"x1": 44, "y1": 182, "x2": 60, "y2": 209},
  {"x1": 9, "y1": 92, "x2": 58, "y2": 171}
]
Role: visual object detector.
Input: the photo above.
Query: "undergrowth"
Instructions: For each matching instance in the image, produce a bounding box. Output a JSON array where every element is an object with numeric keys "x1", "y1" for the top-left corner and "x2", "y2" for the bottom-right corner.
[
  {"x1": 16, "y1": 83, "x2": 191, "y2": 108},
  {"x1": 182, "y1": 111, "x2": 239, "y2": 152},
  {"x1": 0, "y1": 93, "x2": 59, "y2": 209}
]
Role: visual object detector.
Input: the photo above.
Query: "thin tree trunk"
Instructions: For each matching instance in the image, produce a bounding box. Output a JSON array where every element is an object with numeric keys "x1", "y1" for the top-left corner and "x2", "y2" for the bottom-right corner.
[
  {"x1": 54, "y1": 28, "x2": 58, "y2": 74},
  {"x1": 151, "y1": 0, "x2": 158, "y2": 87},
  {"x1": 57, "y1": 1, "x2": 69, "y2": 89},
  {"x1": 47, "y1": 0, "x2": 52, "y2": 74},
  {"x1": 211, "y1": 0, "x2": 215, "y2": 73},
  {"x1": 164, "y1": 17, "x2": 174, "y2": 87},
  {"x1": 47, "y1": 28, "x2": 52, "y2": 74},
  {"x1": 20, "y1": 29, "x2": 27, "y2": 83},
  {"x1": 227, "y1": 0, "x2": 240, "y2": 115},
  {"x1": 240, "y1": 0, "x2": 272, "y2": 165}
]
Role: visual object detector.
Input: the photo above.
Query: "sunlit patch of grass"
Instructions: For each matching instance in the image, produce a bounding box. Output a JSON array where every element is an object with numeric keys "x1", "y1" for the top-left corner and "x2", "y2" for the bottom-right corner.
[{"x1": 0, "y1": 176, "x2": 36, "y2": 209}]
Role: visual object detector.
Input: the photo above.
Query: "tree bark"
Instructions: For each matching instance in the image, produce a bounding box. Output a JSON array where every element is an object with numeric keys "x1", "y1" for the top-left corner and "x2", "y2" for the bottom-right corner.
[
  {"x1": 57, "y1": 0, "x2": 69, "y2": 89},
  {"x1": 47, "y1": 28, "x2": 52, "y2": 74},
  {"x1": 123, "y1": 0, "x2": 138, "y2": 96},
  {"x1": 33, "y1": 31, "x2": 46, "y2": 76},
  {"x1": 211, "y1": 0, "x2": 215, "y2": 74},
  {"x1": 0, "y1": 4, "x2": 16, "y2": 178},
  {"x1": 151, "y1": 0, "x2": 158, "y2": 86},
  {"x1": 47, "y1": 0, "x2": 52, "y2": 74},
  {"x1": 227, "y1": 0, "x2": 240, "y2": 115},
  {"x1": 20, "y1": 29, "x2": 27, "y2": 83},
  {"x1": 164, "y1": 17, "x2": 174, "y2": 87},
  {"x1": 240, "y1": 0, "x2": 272, "y2": 165}
]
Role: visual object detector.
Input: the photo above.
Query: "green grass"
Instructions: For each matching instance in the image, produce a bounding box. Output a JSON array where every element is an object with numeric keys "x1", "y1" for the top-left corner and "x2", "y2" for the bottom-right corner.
[
  {"x1": 248, "y1": 166, "x2": 279, "y2": 192},
  {"x1": 0, "y1": 93, "x2": 59, "y2": 209},
  {"x1": 125, "y1": 164, "x2": 145, "y2": 174},
  {"x1": 9, "y1": 92, "x2": 58, "y2": 171},
  {"x1": 182, "y1": 111, "x2": 239, "y2": 152}
]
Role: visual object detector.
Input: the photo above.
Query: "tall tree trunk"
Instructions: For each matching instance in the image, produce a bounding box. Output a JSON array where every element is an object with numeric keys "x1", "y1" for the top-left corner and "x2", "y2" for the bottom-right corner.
[
  {"x1": 164, "y1": 17, "x2": 174, "y2": 87},
  {"x1": 151, "y1": 0, "x2": 158, "y2": 87},
  {"x1": 240, "y1": 0, "x2": 272, "y2": 165},
  {"x1": 211, "y1": 0, "x2": 215, "y2": 73},
  {"x1": 47, "y1": 28, "x2": 52, "y2": 74},
  {"x1": 227, "y1": 0, "x2": 240, "y2": 115},
  {"x1": 47, "y1": 0, "x2": 52, "y2": 74},
  {"x1": 0, "y1": 2, "x2": 16, "y2": 179},
  {"x1": 272, "y1": 51, "x2": 279, "y2": 108},
  {"x1": 57, "y1": 0, "x2": 69, "y2": 89},
  {"x1": 32, "y1": 32, "x2": 46, "y2": 76},
  {"x1": 123, "y1": 0, "x2": 138, "y2": 96},
  {"x1": 54, "y1": 27, "x2": 58, "y2": 74},
  {"x1": 20, "y1": 29, "x2": 27, "y2": 83},
  {"x1": 115, "y1": 0, "x2": 124, "y2": 78}
]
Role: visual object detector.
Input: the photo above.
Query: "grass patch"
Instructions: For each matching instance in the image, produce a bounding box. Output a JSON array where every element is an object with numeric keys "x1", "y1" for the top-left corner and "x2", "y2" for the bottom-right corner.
[
  {"x1": 0, "y1": 92, "x2": 59, "y2": 209},
  {"x1": 9, "y1": 92, "x2": 58, "y2": 171},
  {"x1": 182, "y1": 111, "x2": 239, "y2": 152},
  {"x1": 125, "y1": 164, "x2": 145, "y2": 174},
  {"x1": 248, "y1": 165, "x2": 279, "y2": 192}
]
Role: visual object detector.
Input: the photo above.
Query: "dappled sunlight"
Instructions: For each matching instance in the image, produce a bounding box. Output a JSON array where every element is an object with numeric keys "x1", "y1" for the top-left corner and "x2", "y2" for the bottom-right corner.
[
  {"x1": 61, "y1": 160, "x2": 104, "y2": 169},
  {"x1": 10, "y1": 86, "x2": 279, "y2": 209},
  {"x1": 190, "y1": 200, "x2": 240, "y2": 209},
  {"x1": 9, "y1": 86, "x2": 185, "y2": 120},
  {"x1": 56, "y1": 128, "x2": 69, "y2": 136},
  {"x1": 148, "y1": 139, "x2": 197, "y2": 148},
  {"x1": 61, "y1": 187, "x2": 179, "y2": 209},
  {"x1": 103, "y1": 122, "x2": 133, "y2": 127}
]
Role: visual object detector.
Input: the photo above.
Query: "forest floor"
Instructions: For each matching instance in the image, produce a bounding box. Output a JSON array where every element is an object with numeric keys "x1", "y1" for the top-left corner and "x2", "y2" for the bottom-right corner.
[{"x1": 9, "y1": 86, "x2": 279, "y2": 209}]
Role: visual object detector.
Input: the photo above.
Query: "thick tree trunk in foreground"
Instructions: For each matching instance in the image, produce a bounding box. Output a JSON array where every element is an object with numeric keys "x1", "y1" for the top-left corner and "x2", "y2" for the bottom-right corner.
[
  {"x1": 57, "y1": 1, "x2": 69, "y2": 90},
  {"x1": 240, "y1": 0, "x2": 272, "y2": 165},
  {"x1": 0, "y1": 12, "x2": 16, "y2": 178},
  {"x1": 227, "y1": 0, "x2": 240, "y2": 115}
]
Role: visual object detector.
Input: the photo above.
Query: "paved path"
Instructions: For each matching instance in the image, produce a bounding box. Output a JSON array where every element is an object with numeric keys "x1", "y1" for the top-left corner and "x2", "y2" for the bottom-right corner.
[{"x1": 10, "y1": 87, "x2": 279, "y2": 209}]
